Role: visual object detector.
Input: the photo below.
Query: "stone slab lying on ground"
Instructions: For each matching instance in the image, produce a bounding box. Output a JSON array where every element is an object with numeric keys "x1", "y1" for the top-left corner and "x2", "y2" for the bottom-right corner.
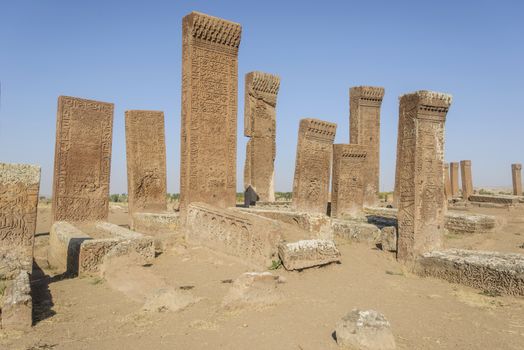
[
  {"x1": 235, "y1": 207, "x2": 331, "y2": 238},
  {"x1": 332, "y1": 219, "x2": 381, "y2": 243},
  {"x1": 416, "y1": 249, "x2": 524, "y2": 296},
  {"x1": 278, "y1": 239, "x2": 340, "y2": 270},
  {"x1": 48, "y1": 221, "x2": 154, "y2": 276},
  {"x1": 468, "y1": 194, "x2": 520, "y2": 205},
  {"x1": 131, "y1": 211, "x2": 180, "y2": 235},
  {"x1": 222, "y1": 272, "x2": 284, "y2": 310},
  {"x1": 444, "y1": 212, "x2": 497, "y2": 234},
  {"x1": 363, "y1": 206, "x2": 398, "y2": 227},
  {"x1": 1, "y1": 270, "x2": 32, "y2": 331},
  {"x1": 335, "y1": 309, "x2": 396, "y2": 350}
]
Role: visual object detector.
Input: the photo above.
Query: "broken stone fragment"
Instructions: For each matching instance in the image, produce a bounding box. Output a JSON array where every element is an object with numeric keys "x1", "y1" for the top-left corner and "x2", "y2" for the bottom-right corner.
[
  {"x1": 222, "y1": 272, "x2": 285, "y2": 310},
  {"x1": 335, "y1": 309, "x2": 396, "y2": 350},
  {"x1": 278, "y1": 239, "x2": 341, "y2": 270},
  {"x1": 377, "y1": 226, "x2": 397, "y2": 252},
  {"x1": 1, "y1": 270, "x2": 32, "y2": 331}
]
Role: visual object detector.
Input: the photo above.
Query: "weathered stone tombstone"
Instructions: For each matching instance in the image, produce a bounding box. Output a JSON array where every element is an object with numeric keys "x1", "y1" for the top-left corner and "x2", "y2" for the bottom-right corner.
[
  {"x1": 460, "y1": 160, "x2": 473, "y2": 200},
  {"x1": 350, "y1": 86, "x2": 385, "y2": 206},
  {"x1": 443, "y1": 163, "x2": 452, "y2": 201},
  {"x1": 512, "y1": 163, "x2": 522, "y2": 196},
  {"x1": 125, "y1": 110, "x2": 167, "y2": 215},
  {"x1": 292, "y1": 118, "x2": 337, "y2": 214},
  {"x1": 396, "y1": 91, "x2": 452, "y2": 263},
  {"x1": 0, "y1": 162, "x2": 41, "y2": 331},
  {"x1": 244, "y1": 185, "x2": 259, "y2": 207},
  {"x1": 331, "y1": 144, "x2": 368, "y2": 218},
  {"x1": 450, "y1": 162, "x2": 459, "y2": 198},
  {"x1": 180, "y1": 11, "x2": 242, "y2": 211},
  {"x1": 244, "y1": 71, "x2": 280, "y2": 202},
  {"x1": 52, "y1": 96, "x2": 114, "y2": 222}
]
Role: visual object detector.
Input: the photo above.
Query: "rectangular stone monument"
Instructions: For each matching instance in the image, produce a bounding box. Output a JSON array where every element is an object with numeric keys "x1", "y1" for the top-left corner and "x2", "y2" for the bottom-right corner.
[
  {"x1": 180, "y1": 12, "x2": 242, "y2": 211},
  {"x1": 125, "y1": 110, "x2": 167, "y2": 215},
  {"x1": 396, "y1": 91, "x2": 452, "y2": 263},
  {"x1": 450, "y1": 162, "x2": 459, "y2": 198},
  {"x1": 331, "y1": 144, "x2": 368, "y2": 218},
  {"x1": 244, "y1": 71, "x2": 280, "y2": 202},
  {"x1": 460, "y1": 160, "x2": 473, "y2": 200},
  {"x1": 444, "y1": 163, "x2": 452, "y2": 201},
  {"x1": 512, "y1": 163, "x2": 522, "y2": 196},
  {"x1": 0, "y1": 163, "x2": 41, "y2": 251},
  {"x1": 349, "y1": 86, "x2": 385, "y2": 206},
  {"x1": 292, "y1": 118, "x2": 337, "y2": 214},
  {"x1": 52, "y1": 96, "x2": 114, "y2": 222}
]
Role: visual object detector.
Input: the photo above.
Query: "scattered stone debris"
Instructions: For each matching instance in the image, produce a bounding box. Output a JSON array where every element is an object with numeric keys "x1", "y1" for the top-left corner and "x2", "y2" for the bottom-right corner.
[
  {"x1": 222, "y1": 272, "x2": 285, "y2": 310},
  {"x1": 278, "y1": 239, "x2": 341, "y2": 270},
  {"x1": 335, "y1": 309, "x2": 396, "y2": 349}
]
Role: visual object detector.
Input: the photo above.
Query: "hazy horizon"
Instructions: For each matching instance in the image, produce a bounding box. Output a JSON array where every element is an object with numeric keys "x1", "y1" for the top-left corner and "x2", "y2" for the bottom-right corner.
[{"x1": 1, "y1": 1, "x2": 523, "y2": 196}]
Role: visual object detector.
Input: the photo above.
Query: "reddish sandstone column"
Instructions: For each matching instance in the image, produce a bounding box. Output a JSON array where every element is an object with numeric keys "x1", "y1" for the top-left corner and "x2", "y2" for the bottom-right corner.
[
  {"x1": 460, "y1": 160, "x2": 473, "y2": 200},
  {"x1": 512, "y1": 163, "x2": 522, "y2": 196},
  {"x1": 450, "y1": 162, "x2": 459, "y2": 198},
  {"x1": 396, "y1": 91, "x2": 452, "y2": 263}
]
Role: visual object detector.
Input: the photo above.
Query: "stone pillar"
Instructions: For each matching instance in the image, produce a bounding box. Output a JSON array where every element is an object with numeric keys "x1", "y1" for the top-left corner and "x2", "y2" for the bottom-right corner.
[
  {"x1": 350, "y1": 86, "x2": 385, "y2": 206},
  {"x1": 292, "y1": 118, "x2": 337, "y2": 214},
  {"x1": 460, "y1": 160, "x2": 473, "y2": 200},
  {"x1": 331, "y1": 144, "x2": 368, "y2": 218},
  {"x1": 450, "y1": 162, "x2": 459, "y2": 198},
  {"x1": 52, "y1": 96, "x2": 114, "y2": 222},
  {"x1": 396, "y1": 91, "x2": 452, "y2": 263},
  {"x1": 180, "y1": 12, "x2": 242, "y2": 211},
  {"x1": 243, "y1": 71, "x2": 280, "y2": 202},
  {"x1": 125, "y1": 110, "x2": 167, "y2": 215},
  {"x1": 444, "y1": 163, "x2": 452, "y2": 201},
  {"x1": 512, "y1": 163, "x2": 522, "y2": 195}
]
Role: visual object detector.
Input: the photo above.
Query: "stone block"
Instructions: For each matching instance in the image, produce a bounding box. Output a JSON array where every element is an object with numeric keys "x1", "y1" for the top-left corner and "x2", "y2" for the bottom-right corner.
[
  {"x1": 278, "y1": 239, "x2": 340, "y2": 270},
  {"x1": 335, "y1": 309, "x2": 396, "y2": 350},
  {"x1": 48, "y1": 221, "x2": 91, "y2": 274},
  {"x1": 332, "y1": 219, "x2": 381, "y2": 243},
  {"x1": 378, "y1": 226, "x2": 397, "y2": 252},
  {"x1": 1, "y1": 270, "x2": 32, "y2": 331}
]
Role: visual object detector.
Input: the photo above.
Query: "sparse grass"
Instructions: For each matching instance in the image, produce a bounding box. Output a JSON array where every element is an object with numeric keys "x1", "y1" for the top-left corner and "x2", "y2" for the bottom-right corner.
[
  {"x1": 385, "y1": 270, "x2": 404, "y2": 276},
  {"x1": 268, "y1": 259, "x2": 282, "y2": 270},
  {"x1": 480, "y1": 289, "x2": 501, "y2": 298},
  {"x1": 89, "y1": 277, "x2": 104, "y2": 285},
  {"x1": 478, "y1": 189, "x2": 494, "y2": 195}
]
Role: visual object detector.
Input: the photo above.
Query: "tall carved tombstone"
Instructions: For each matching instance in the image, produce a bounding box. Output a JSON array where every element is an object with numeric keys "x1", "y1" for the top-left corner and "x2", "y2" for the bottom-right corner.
[
  {"x1": 460, "y1": 160, "x2": 473, "y2": 200},
  {"x1": 0, "y1": 163, "x2": 41, "y2": 255},
  {"x1": 443, "y1": 163, "x2": 452, "y2": 201},
  {"x1": 125, "y1": 110, "x2": 167, "y2": 215},
  {"x1": 331, "y1": 144, "x2": 368, "y2": 218},
  {"x1": 396, "y1": 91, "x2": 452, "y2": 263},
  {"x1": 292, "y1": 118, "x2": 337, "y2": 214},
  {"x1": 243, "y1": 71, "x2": 280, "y2": 202},
  {"x1": 512, "y1": 163, "x2": 522, "y2": 196},
  {"x1": 180, "y1": 12, "x2": 242, "y2": 211},
  {"x1": 52, "y1": 96, "x2": 114, "y2": 222},
  {"x1": 349, "y1": 86, "x2": 385, "y2": 205},
  {"x1": 449, "y1": 162, "x2": 459, "y2": 198}
]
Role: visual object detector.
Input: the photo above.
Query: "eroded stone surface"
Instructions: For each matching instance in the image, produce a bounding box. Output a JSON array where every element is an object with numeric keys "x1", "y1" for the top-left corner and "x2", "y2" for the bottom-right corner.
[
  {"x1": 125, "y1": 110, "x2": 167, "y2": 215},
  {"x1": 416, "y1": 249, "x2": 524, "y2": 296},
  {"x1": 460, "y1": 160, "x2": 473, "y2": 200},
  {"x1": 444, "y1": 212, "x2": 497, "y2": 234},
  {"x1": 450, "y1": 162, "x2": 460, "y2": 198},
  {"x1": 278, "y1": 239, "x2": 340, "y2": 270},
  {"x1": 52, "y1": 96, "x2": 114, "y2": 222},
  {"x1": 444, "y1": 163, "x2": 452, "y2": 201},
  {"x1": 243, "y1": 71, "x2": 280, "y2": 202},
  {"x1": 350, "y1": 86, "x2": 385, "y2": 206},
  {"x1": 378, "y1": 226, "x2": 397, "y2": 252},
  {"x1": 131, "y1": 212, "x2": 179, "y2": 235},
  {"x1": 332, "y1": 219, "x2": 381, "y2": 243},
  {"x1": 469, "y1": 194, "x2": 520, "y2": 205},
  {"x1": 222, "y1": 272, "x2": 284, "y2": 310},
  {"x1": 331, "y1": 144, "x2": 368, "y2": 218},
  {"x1": 335, "y1": 309, "x2": 396, "y2": 350},
  {"x1": 396, "y1": 91, "x2": 452, "y2": 263},
  {"x1": 48, "y1": 221, "x2": 91, "y2": 274},
  {"x1": 1, "y1": 270, "x2": 32, "y2": 331},
  {"x1": 512, "y1": 163, "x2": 522, "y2": 196},
  {"x1": 180, "y1": 12, "x2": 241, "y2": 211},
  {"x1": 292, "y1": 118, "x2": 337, "y2": 214}
]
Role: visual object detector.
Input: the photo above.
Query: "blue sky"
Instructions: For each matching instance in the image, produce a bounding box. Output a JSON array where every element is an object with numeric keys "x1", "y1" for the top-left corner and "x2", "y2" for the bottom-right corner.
[{"x1": 1, "y1": 0, "x2": 523, "y2": 196}]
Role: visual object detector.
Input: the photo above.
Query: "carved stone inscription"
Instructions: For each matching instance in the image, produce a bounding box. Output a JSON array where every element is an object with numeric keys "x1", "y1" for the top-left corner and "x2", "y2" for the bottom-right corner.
[
  {"x1": 450, "y1": 162, "x2": 459, "y2": 198},
  {"x1": 243, "y1": 71, "x2": 280, "y2": 202},
  {"x1": 0, "y1": 163, "x2": 40, "y2": 249},
  {"x1": 52, "y1": 96, "x2": 114, "y2": 222},
  {"x1": 460, "y1": 160, "x2": 473, "y2": 200},
  {"x1": 331, "y1": 144, "x2": 368, "y2": 218},
  {"x1": 292, "y1": 118, "x2": 337, "y2": 214},
  {"x1": 350, "y1": 86, "x2": 385, "y2": 206},
  {"x1": 180, "y1": 12, "x2": 242, "y2": 211},
  {"x1": 512, "y1": 163, "x2": 522, "y2": 196},
  {"x1": 396, "y1": 91, "x2": 452, "y2": 263},
  {"x1": 125, "y1": 110, "x2": 167, "y2": 214}
]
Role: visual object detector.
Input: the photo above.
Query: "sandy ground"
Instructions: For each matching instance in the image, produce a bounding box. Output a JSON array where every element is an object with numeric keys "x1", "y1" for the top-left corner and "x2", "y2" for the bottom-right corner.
[{"x1": 1, "y1": 203, "x2": 524, "y2": 350}]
